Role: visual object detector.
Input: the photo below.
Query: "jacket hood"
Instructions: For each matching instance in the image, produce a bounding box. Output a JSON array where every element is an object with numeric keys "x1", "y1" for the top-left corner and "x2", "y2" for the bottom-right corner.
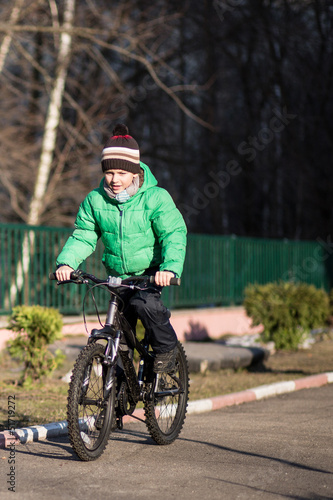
[{"x1": 99, "y1": 161, "x2": 157, "y2": 202}]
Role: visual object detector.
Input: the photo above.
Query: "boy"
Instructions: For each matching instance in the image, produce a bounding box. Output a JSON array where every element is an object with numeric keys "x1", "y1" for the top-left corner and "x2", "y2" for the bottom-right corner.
[{"x1": 55, "y1": 124, "x2": 187, "y2": 373}]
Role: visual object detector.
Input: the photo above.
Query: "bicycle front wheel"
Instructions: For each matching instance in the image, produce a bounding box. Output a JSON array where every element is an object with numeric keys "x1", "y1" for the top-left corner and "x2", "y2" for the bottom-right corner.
[
  {"x1": 144, "y1": 341, "x2": 189, "y2": 445},
  {"x1": 67, "y1": 342, "x2": 116, "y2": 461}
]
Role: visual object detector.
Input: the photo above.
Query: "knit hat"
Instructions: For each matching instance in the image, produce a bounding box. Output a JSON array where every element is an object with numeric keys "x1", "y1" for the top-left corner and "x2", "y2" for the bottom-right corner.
[{"x1": 101, "y1": 124, "x2": 141, "y2": 174}]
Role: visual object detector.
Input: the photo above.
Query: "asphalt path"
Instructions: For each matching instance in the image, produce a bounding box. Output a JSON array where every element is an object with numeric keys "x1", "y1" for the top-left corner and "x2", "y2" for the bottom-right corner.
[{"x1": 1, "y1": 385, "x2": 332, "y2": 500}]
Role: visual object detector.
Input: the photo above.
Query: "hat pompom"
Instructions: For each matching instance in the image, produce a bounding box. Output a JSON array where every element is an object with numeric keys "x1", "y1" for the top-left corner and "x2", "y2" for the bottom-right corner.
[{"x1": 113, "y1": 123, "x2": 129, "y2": 136}]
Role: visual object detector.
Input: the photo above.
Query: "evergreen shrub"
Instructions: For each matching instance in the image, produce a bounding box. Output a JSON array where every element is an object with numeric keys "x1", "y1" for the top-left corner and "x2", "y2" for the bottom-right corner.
[
  {"x1": 328, "y1": 289, "x2": 333, "y2": 321},
  {"x1": 243, "y1": 281, "x2": 329, "y2": 350},
  {"x1": 7, "y1": 305, "x2": 65, "y2": 386}
]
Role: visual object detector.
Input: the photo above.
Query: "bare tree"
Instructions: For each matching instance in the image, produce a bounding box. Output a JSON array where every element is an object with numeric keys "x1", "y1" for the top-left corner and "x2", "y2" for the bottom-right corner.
[
  {"x1": 0, "y1": 0, "x2": 214, "y2": 305},
  {"x1": 27, "y1": 0, "x2": 75, "y2": 226},
  {"x1": 1, "y1": 0, "x2": 332, "y2": 243},
  {"x1": 0, "y1": 0, "x2": 212, "y2": 229}
]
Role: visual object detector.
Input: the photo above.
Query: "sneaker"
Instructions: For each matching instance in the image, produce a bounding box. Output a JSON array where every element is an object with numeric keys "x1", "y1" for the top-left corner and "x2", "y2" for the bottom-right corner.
[{"x1": 154, "y1": 346, "x2": 177, "y2": 373}]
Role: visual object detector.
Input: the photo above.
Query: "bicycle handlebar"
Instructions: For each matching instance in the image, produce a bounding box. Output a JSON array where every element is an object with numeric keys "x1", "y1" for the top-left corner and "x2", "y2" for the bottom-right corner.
[{"x1": 48, "y1": 271, "x2": 181, "y2": 286}]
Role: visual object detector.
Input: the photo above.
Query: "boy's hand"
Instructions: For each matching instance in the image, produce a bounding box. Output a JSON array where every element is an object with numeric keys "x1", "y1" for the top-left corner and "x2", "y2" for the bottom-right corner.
[
  {"x1": 154, "y1": 271, "x2": 175, "y2": 287},
  {"x1": 55, "y1": 265, "x2": 74, "y2": 281}
]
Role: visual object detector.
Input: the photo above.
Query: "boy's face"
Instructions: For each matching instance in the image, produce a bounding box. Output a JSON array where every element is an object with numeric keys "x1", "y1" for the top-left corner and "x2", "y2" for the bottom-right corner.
[{"x1": 104, "y1": 169, "x2": 138, "y2": 193}]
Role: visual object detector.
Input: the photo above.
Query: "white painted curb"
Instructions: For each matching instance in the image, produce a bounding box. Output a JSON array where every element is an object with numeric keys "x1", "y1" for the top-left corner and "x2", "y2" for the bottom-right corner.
[{"x1": 1, "y1": 372, "x2": 333, "y2": 448}]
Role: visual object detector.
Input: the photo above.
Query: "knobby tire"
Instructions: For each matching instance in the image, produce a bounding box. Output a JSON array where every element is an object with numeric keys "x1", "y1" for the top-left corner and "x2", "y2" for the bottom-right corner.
[
  {"x1": 144, "y1": 341, "x2": 189, "y2": 445},
  {"x1": 67, "y1": 342, "x2": 116, "y2": 461}
]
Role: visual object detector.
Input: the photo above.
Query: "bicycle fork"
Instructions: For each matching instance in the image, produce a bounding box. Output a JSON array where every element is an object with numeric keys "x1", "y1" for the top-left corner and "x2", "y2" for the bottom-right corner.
[{"x1": 102, "y1": 330, "x2": 121, "y2": 400}]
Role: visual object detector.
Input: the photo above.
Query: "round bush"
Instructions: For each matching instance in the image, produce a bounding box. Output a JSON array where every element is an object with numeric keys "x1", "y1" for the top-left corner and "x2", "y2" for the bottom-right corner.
[
  {"x1": 243, "y1": 281, "x2": 329, "y2": 350},
  {"x1": 7, "y1": 305, "x2": 64, "y2": 385}
]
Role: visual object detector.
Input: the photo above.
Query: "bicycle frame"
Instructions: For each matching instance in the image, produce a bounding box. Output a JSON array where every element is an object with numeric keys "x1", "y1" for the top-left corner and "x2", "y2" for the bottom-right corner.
[{"x1": 87, "y1": 291, "x2": 155, "y2": 416}]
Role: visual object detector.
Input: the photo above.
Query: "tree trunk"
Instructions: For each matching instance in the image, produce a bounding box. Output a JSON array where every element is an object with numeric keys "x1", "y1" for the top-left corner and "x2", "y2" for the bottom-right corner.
[
  {"x1": 28, "y1": 0, "x2": 76, "y2": 225},
  {"x1": 0, "y1": 0, "x2": 24, "y2": 73},
  {"x1": 10, "y1": 0, "x2": 76, "y2": 305}
]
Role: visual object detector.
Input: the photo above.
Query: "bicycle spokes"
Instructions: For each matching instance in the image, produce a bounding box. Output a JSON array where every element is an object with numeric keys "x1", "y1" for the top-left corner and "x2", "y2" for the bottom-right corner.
[
  {"x1": 67, "y1": 343, "x2": 116, "y2": 461},
  {"x1": 144, "y1": 342, "x2": 189, "y2": 445}
]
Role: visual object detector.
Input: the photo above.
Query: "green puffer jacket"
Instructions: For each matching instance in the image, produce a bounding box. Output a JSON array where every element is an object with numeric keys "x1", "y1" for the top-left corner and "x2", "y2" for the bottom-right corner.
[{"x1": 56, "y1": 162, "x2": 187, "y2": 278}]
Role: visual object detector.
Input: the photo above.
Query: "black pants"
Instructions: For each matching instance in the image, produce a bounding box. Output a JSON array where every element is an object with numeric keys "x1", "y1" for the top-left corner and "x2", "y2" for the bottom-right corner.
[{"x1": 120, "y1": 287, "x2": 178, "y2": 354}]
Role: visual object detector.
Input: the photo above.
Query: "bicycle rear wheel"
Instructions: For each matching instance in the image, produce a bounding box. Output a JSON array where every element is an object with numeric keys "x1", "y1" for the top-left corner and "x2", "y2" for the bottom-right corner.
[
  {"x1": 67, "y1": 342, "x2": 116, "y2": 461},
  {"x1": 144, "y1": 341, "x2": 189, "y2": 445}
]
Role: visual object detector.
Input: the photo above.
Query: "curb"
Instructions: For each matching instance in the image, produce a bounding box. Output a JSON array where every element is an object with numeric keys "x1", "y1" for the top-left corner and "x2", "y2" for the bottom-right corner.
[
  {"x1": 1, "y1": 372, "x2": 333, "y2": 449},
  {"x1": 186, "y1": 345, "x2": 269, "y2": 373}
]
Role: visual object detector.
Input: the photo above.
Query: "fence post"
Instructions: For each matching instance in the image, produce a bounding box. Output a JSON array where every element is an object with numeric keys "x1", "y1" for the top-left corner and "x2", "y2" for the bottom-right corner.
[{"x1": 229, "y1": 234, "x2": 236, "y2": 304}]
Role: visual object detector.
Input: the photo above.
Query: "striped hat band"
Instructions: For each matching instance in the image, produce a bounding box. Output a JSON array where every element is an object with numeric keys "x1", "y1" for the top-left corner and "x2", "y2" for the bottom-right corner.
[{"x1": 101, "y1": 146, "x2": 140, "y2": 164}]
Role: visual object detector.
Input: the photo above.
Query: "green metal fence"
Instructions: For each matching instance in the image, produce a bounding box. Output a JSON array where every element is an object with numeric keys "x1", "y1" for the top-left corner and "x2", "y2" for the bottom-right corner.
[{"x1": 1, "y1": 223, "x2": 332, "y2": 316}]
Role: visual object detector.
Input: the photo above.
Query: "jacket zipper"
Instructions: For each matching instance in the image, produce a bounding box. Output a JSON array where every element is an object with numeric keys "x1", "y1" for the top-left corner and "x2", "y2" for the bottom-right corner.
[{"x1": 119, "y1": 208, "x2": 126, "y2": 273}]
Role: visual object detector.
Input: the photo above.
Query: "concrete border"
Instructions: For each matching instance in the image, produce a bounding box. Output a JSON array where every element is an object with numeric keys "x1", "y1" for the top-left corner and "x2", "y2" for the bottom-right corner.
[
  {"x1": 1, "y1": 371, "x2": 332, "y2": 449},
  {"x1": 0, "y1": 306, "x2": 263, "y2": 352}
]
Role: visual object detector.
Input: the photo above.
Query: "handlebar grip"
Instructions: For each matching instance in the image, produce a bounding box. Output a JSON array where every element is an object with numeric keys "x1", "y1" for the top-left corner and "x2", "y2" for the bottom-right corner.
[
  {"x1": 149, "y1": 276, "x2": 181, "y2": 286},
  {"x1": 49, "y1": 271, "x2": 80, "y2": 281}
]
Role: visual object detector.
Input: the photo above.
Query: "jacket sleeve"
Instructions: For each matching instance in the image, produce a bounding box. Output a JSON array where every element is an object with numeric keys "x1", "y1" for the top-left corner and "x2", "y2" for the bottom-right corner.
[
  {"x1": 150, "y1": 189, "x2": 187, "y2": 277},
  {"x1": 56, "y1": 195, "x2": 101, "y2": 270}
]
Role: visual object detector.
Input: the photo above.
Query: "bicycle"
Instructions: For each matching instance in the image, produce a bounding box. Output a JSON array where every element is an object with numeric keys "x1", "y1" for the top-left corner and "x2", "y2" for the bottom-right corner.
[{"x1": 49, "y1": 270, "x2": 189, "y2": 461}]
